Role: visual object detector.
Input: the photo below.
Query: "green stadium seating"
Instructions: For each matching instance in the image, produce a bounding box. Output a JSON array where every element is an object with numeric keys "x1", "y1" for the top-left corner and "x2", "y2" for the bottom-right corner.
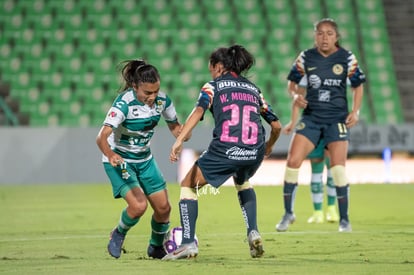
[
  {"x1": 355, "y1": 0, "x2": 403, "y2": 124},
  {"x1": 0, "y1": 0, "x2": 403, "y2": 126}
]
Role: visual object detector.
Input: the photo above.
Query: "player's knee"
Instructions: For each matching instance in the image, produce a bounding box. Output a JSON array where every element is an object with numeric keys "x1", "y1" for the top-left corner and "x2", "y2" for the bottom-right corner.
[
  {"x1": 235, "y1": 181, "x2": 251, "y2": 191},
  {"x1": 180, "y1": 186, "x2": 198, "y2": 200},
  {"x1": 284, "y1": 167, "x2": 299, "y2": 183},
  {"x1": 155, "y1": 201, "x2": 171, "y2": 218},
  {"x1": 330, "y1": 165, "x2": 348, "y2": 186},
  {"x1": 128, "y1": 200, "x2": 148, "y2": 218}
]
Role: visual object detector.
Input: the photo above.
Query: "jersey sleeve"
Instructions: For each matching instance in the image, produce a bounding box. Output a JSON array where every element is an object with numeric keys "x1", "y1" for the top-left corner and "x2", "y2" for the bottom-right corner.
[
  {"x1": 196, "y1": 82, "x2": 215, "y2": 110},
  {"x1": 103, "y1": 96, "x2": 128, "y2": 128},
  {"x1": 347, "y1": 51, "x2": 366, "y2": 87},
  {"x1": 259, "y1": 91, "x2": 279, "y2": 124},
  {"x1": 287, "y1": 51, "x2": 306, "y2": 85},
  {"x1": 162, "y1": 94, "x2": 179, "y2": 123}
]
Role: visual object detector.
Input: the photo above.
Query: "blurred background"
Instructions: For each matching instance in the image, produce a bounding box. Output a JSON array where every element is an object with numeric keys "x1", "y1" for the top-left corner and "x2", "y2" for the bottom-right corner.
[{"x1": 0, "y1": 0, "x2": 413, "y2": 184}]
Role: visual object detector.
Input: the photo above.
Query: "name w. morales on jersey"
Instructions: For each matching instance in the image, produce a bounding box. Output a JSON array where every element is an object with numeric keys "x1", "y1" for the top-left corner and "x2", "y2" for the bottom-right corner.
[{"x1": 219, "y1": 92, "x2": 259, "y2": 105}]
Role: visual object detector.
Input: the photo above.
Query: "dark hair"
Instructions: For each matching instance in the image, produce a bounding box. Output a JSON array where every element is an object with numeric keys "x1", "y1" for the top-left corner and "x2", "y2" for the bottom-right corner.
[
  {"x1": 209, "y1": 44, "x2": 255, "y2": 76},
  {"x1": 119, "y1": 59, "x2": 160, "y2": 91},
  {"x1": 314, "y1": 18, "x2": 341, "y2": 47}
]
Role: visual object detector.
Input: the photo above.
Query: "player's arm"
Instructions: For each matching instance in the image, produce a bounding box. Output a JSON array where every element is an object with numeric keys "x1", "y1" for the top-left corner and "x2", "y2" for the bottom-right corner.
[
  {"x1": 265, "y1": 119, "x2": 282, "y2": 157},
  {"x1": 288, "y1": 81, "x2": 307, "y2": 109},
  {"x1": 284, "y1": 81, "x2": 307, "y2": 134},
  {"x1": 170, "y1": 106, "x2": 204, "y2": 162},
  {"x1": 167, "y1": 121, "x2": 191, "y2": 141},
  {"x1": 163, "y1": 94, "x2": 191, "y2": 141},
  {"x1": 258, "y1": 93, "x2": 282, "y2": 157},
  {"x1": 96, "y1": 125, "x2": 123, "y2": 167},
  {"x1": 346, "y1": 84, "x2": 364, "y2": 128}
]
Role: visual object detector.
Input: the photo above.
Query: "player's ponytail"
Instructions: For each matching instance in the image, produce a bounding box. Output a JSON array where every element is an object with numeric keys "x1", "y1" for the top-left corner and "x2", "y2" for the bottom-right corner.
[
  {"x1": 118, "y1": 59, "x2": 160, "y2": 92},
  {"x1": 227, "y1": 45, "x2": 254, "y2": 76}
]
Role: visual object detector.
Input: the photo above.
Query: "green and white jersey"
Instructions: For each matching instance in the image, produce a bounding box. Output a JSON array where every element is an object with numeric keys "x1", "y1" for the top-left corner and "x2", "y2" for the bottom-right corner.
[{"x1": 102, "y1": 88, "x2": 178, "y2": 163}]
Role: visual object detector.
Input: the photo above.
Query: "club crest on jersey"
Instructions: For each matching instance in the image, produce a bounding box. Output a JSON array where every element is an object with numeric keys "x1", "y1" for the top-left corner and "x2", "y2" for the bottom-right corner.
[
  {"x1": 296, "y1": 121, "x2": 306, "y2": 130},
  {"x1": 155, "y1": 100, "x2": 163, "y2": 112},
  {"x1": 332, "y1": 64, "x2": 343, "y2": 75}
]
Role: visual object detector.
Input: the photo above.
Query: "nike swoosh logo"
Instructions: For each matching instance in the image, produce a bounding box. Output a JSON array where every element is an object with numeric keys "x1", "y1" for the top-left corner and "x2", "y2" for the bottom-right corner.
[{"x1": 308, "y1": 67, "x2": 317, "y2": 71}]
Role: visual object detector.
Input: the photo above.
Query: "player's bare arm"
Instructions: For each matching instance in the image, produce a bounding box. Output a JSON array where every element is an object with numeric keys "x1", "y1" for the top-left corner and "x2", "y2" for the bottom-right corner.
[
  {"x1": 265, "y1": 120, "x2": 282, "y2": 157},
  {"x1": 346, "y1": 84, "x2": 364, "y2": 128},
  {"x1": 168, "y1": 122, "x2": 191, "y2": 141},
  {"x1": 292, "y1": 86, "x2": 307, "y2": 109},
  {"x1": 170, "y1": 106, "x2": 204, "y2": 162},
  {"x1": 96, "y1": 125, "x2": 123, "y2": 167}
]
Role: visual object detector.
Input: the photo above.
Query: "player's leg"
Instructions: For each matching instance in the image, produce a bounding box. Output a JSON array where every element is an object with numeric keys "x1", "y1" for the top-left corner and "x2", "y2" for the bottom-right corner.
[
  {"x1": 104, "y1": 163, "x2": 145, "y2": 258},
  {"x1": 324, "y1": 155, "x2": 339, "y2": 222},
  {"x1": 234, "y1": 177, "x2": 264, "y2": 258},
  {"x1": 140, "y1": 158, "x2": 172, "y2": 258},
  {"x1": 326, "y1": 135, "x2": 351, "y2": 232},
  {"x1": 147, "y1": 189, "x2": 171, "y2": 259},
  {"x1": 276, "y1": 133, "x2": 314, "y2": 232},
  {"x1": 162, "y1": 163, "x2": 206, "y2": 260},
  {"x1": 308, "y1": 157, "x2": 324, "y2": 223},
  {"x1": 234, "y1": 161, "x2": 264, "y2": 236}
]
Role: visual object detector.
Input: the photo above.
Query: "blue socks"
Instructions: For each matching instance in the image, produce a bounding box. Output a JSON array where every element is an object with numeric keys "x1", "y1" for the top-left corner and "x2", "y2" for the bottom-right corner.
[
  {"x1": 336, "y1": 185, "x2": 349, "y2": 222},
  {"x1": 179, "y1": 199, "x2": 198, "y2": 244},
  {"x1": 238, "y1": 188, "x2": 258, "y2": 235},
  {"x1": 283, "y1": 182, "x2": 298, "y2": 214}
]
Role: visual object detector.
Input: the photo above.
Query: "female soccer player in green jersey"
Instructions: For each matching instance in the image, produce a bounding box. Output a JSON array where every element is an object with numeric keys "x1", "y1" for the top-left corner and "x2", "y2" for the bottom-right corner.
[{"x1": 96, "y1": 59, "x2": 189, "y2": 259}]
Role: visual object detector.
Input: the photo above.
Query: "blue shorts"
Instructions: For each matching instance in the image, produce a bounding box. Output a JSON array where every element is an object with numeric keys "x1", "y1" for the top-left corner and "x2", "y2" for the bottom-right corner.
[
  {"x1": 103, "y1": 157, "x2": 166, "y2": 198},
  {"x1": 196, "y1": 150, "x2": 264, "y2": 188},
  {"x1": 296, "y1": 116, "x2": 349, "y2": 147}
]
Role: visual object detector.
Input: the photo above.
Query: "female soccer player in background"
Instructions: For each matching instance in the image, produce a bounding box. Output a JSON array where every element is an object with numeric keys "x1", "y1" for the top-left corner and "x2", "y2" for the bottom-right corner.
[
  {"x1": 283, "y1": 83, "x2": 339, "y2": 224},
  {"x1": 275, "y1": 18, "x2": 365, "y2": 233},
  {"x1": 96, "y1": 59, "x2": 188, "y2": 259},
  {"x1": 163, "y1": 45, "x2": 282, "y2": 260}
]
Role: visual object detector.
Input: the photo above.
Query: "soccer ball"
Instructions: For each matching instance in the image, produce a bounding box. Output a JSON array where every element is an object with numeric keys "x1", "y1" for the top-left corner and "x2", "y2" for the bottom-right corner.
[{"x1": 163, "y1": 226, "x2": 198, "y2": 253}]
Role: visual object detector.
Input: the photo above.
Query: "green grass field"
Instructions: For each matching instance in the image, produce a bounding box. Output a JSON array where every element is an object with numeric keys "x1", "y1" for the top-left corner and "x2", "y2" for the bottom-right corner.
[{"x1": 1, "y1": 183, "x2": 413, "y2": 275}]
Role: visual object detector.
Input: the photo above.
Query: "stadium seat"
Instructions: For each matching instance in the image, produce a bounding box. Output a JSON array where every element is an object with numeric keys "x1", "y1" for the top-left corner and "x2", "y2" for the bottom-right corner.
[{"x1": 0, "y1": 0, "x2": 403, "y2": 126}]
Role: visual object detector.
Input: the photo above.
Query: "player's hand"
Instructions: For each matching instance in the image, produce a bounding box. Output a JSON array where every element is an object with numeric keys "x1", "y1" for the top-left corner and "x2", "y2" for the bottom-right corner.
[
  {"x1": 108, "y1": 153, "x2": 124, "y2": 167},
  {"x1": 293, "y1": 94, "x2": 308, "y2": 109},
  {"x1": 282, "y1": 121, "x2": 294, "y2": 135},
  {"x1": 346, "y1": 111, "x2": 359, "y2": 128},
  {"x1": 170, "y1": 140, "x2": 183, "y2": 162}
]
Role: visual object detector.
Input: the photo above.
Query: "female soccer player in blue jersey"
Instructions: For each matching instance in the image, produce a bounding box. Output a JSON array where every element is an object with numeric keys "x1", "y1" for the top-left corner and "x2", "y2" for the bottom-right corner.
[
  {"x1": 283, "y1": 101, "x2": 339, "y2": 224},
  {"x1": 96, "y1": 60, "x2": 189, "y2": 259},
  {"x1": 275, "y1": 18, "x2": 365, "y2": 233},
  {"x1": 162, "y1": 45, "x2": 282, "y2": 260}
]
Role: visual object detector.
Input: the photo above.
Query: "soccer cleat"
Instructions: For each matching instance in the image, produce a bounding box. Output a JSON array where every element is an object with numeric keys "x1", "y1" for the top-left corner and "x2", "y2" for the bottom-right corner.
[
  {"x1": 248, "y1": 230, "x2": 264, "y2": 258},
  {"x1": 162, "y1": 242, "x2": 198, "y2": 260},
  {"x1": 147, "y1": 244, "x2": 167, "y2": 259},
  {"x1": 107, "y1": 228, "x2": 126, "y2": 258},
  {"x1": 338, "y1": 219, "x2": 352, "y2": 232},
  {"x1": 326, "y1": 206, "x2": 340, "y2": 223},
  {"x1": 307, "y1": 210, "x2": 324, "y2": 224},
  {"x1": 275, "y1": 213, "x2": 296, "y2": 232}
]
